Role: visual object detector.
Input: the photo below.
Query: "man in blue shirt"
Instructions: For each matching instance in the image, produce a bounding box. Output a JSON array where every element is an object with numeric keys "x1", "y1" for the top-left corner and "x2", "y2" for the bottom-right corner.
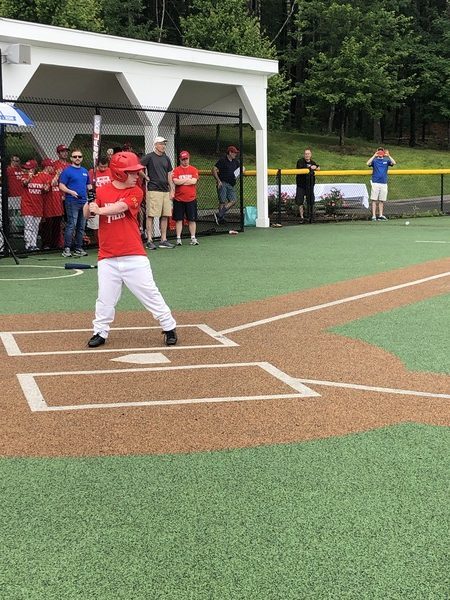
[
  {"x1": 59, "y1": 148, "x2": 92, "y2": 257},
  {"x1": 367, "y1": 147, "x2": 396, "y2": 221}
]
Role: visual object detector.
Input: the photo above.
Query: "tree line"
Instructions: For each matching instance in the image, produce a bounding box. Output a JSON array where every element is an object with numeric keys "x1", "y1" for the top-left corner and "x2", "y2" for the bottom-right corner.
[{"x1": 1, "y1": 0, "x2": 449, "y2": 146}]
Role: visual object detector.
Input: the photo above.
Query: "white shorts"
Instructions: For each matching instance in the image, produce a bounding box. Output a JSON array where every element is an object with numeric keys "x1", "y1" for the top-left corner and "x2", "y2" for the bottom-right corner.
[{"x1": 370, "y1": 182, "x2": 388, "y2": 202}]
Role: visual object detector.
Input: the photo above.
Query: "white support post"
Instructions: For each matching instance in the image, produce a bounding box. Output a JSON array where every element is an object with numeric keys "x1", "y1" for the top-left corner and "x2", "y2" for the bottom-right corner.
[{"x1": 255, "y1": 128, "x2": 270, "y2": 227}]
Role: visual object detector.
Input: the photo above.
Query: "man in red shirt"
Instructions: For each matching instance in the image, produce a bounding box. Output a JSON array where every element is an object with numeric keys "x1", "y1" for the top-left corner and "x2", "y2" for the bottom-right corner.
[
  {"x1": 53, "y1": 144, "x2": 70, "y2": 175},
  {"x1": 87, "y1": 157, "x2": 112, "y2": 242},
  {"x1": 172, "y1": 150, "x2": 199, "y2": 246},
  {"x1": 40, "y1": 159, "x2": 64, "y2": 249},
  {"x1": 83, "y1": 151, "x2": 177, "y2": 348},
  {"x1": 21, "y1": 160, "x2": 50, "y2": 251},
  {"x1": 88, "y1": 157, "x2": 112, "y2": 189}
]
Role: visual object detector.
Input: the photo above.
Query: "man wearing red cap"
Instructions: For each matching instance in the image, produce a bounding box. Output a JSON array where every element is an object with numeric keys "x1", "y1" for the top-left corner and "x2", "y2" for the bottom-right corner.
[
  {"x1": 212, "y1": 145, "x2": 242, "y2": 224},
  {"x1": 53, "y1": 144, "x2": 70, "y2": 175},
  {"x1": 172, "y1": 151, "x2": 199, "y2": 246},
  {"x1": 40, "y1": 159, "x2": 64, "y2": 249}
]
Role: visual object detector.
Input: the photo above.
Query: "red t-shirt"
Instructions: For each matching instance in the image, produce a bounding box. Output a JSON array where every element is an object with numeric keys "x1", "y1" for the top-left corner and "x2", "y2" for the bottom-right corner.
[
  {"x1": 173, "y1": 165, "x2": 199, "y2": 202},
  {"x1": 96, "y1": 183, "x2": 145, "y2": 260},
  {"x1": 89, "y1": 167, "x2": 112, "y2": 188},
  {"x1": 7, "y1": 165, "x2": 23, "y2": 197},
  {"x1": 53, "y1": 159, "x2": 69, "y2": 175},
  {"x1": 21, "y1": 172, "x2": 49, "y2": 217},
  {"x1": 42, "y1": 172, "x2": 64, "y2": 217}
]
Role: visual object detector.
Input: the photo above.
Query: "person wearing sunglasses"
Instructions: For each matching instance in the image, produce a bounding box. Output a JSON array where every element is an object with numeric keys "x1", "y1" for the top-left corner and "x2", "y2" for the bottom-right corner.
[{"x1": 59, "y1": 149, "x2": 92, "y2": 258}]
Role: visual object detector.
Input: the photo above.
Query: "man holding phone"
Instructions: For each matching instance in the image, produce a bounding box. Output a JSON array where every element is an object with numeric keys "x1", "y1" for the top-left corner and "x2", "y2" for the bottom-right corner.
[{"x1": 367, "y1": 147, "x2": 396, "y2": 221}]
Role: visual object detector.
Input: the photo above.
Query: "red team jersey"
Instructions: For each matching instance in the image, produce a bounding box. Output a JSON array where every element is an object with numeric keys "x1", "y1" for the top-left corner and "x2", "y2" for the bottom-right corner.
[
  {"x1": 7, "y1": 165, "x2": 24, "y2": 197},
  {"x1": 172, "y1": 165, "x2": 199, "y2": 201},
  {"x1": 42, "y1": 172, "x2": 64, "y2": 217},
  {"x1": 21, "y1": 172, "x2": 49, "y2": 217},
  {"x1": 96, "y1": 183, "x2": 145, "y2": 260},
  {"x1": 89, "y1": 167, "x2": 112, "y2": 189},
  {"x1": 53, "y1": 159, "x2": 70, "y2": 174}
]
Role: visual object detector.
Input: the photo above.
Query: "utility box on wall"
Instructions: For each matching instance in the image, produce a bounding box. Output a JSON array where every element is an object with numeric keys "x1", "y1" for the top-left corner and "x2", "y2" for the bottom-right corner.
[{"x1": 6, "y1": 44, "x2": 31, "y2": 65}]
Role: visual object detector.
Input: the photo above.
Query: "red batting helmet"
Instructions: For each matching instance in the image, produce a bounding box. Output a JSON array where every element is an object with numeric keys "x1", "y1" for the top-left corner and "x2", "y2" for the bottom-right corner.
[{"x1": 109, "y1": 151, "x2": 143, "y2": 182}]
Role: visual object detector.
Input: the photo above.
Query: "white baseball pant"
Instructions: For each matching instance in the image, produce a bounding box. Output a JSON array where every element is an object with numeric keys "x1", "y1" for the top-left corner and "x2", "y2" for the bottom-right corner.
[{"x1": 92, "y1": 255, "x2": 176, "y2": 338}]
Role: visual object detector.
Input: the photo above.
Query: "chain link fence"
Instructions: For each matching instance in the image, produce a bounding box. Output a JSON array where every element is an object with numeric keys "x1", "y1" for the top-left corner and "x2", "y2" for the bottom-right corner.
[{"x1": 0, "y1": 98, "x2": 243, "y2": 257}]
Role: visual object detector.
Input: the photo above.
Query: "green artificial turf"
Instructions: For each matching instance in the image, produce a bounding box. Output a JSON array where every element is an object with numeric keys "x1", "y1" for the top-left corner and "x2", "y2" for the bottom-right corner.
[
  {"x1": 1, "y1": 218, "x2": 450, "y2": 315},
  {"x1": 333, "y1": 293, "x2": 450, "y2": 375},
  {"x1": 0, "y1": 423, "x2": 448, "y2": 599}
]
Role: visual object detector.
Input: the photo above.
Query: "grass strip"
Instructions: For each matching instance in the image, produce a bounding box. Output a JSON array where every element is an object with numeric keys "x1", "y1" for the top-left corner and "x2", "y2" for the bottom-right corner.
[{"x1": 1, "y1": 423, "x2": 448, "y2": 599}]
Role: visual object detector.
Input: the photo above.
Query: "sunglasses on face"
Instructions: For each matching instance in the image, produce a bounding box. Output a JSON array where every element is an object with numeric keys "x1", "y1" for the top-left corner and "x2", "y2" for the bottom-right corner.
[{"x1": 71, "y1": 155, "x2": 83, "y2": 159}]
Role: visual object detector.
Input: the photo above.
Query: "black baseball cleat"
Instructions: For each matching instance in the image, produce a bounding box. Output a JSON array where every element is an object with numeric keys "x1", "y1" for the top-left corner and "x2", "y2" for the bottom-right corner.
[
  {"x1": 88, "y1": 334, "x2": 106, "y2": 348},
  {"x1": 162, "y1": 329, "x2": 178, "y2": 346}
]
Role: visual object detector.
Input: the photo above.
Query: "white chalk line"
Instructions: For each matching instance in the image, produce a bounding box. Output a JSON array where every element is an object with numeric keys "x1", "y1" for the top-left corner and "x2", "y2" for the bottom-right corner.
[
  {"x1": 0, "y1": 324, "x2": 238, "y2": 356},
  {"x1": 17, "y1": 361, "x2": 319, "y2": 412},
  {"x1": 415, "y1": 240, "x2": 450, "y2": 244},
  {"x1": 297, "y1": 378, "x2": 450, "y2": 400},
  {"x1": 0, "y1": 264, "x2": 83, "y2": 281},
  {"x1": 219, "y1": 270, "x2": 450, "y2": 335}
]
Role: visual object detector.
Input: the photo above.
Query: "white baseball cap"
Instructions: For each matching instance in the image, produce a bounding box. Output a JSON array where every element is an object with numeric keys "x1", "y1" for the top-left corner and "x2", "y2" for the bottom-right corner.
[{"x1": 154, "y1": 136, "x2": 168, "y2": 144}]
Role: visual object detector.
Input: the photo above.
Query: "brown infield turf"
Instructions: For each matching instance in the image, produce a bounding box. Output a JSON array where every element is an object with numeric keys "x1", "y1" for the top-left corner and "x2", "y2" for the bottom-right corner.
[{"x1": 1, "y1": 258, "x2": 449, "y2": 458}]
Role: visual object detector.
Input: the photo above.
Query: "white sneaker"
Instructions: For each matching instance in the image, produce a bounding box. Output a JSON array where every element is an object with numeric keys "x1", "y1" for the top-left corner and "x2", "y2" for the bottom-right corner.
[
  {"x1": 189, "y1": 238, "x2": 199, "y2": 246},
  {"x1": 176, "y1": 238, "x2": 182, "y2": 246},
  {"x1": 62, "y1": 247, "x2": 72, "y2": 257}
]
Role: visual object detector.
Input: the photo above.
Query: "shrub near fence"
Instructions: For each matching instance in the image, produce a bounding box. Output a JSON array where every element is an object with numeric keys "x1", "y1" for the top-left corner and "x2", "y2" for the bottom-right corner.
[{"x1": 243, "y1": 169, "x2": 450, "y2": 225}]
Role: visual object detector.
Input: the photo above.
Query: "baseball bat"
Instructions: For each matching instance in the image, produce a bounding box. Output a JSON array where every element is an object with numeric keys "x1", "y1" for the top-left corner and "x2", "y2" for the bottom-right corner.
[{"x1": 64, "y1": 263, "x2": 97, "y2": 270}]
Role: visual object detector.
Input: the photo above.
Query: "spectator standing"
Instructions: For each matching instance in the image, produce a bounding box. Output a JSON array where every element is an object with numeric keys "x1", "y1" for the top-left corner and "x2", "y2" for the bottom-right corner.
[
  {"x1": 40, "y1": 159, "x2": 64, "y2": 250},
  {"x1": 212, "y1": 145, "x2": 242, "y2": 224},
  {"x1": 89, "y1": 158, "x2": 112, "y2": 189},
  {"x1": 295, "y1": 148, "x2": 320, "y2": 222},
  {"x1": 83, "y1": 151, "x2": 177, "y2": 348},
  {"x1": 21, "y1": 160, "x2": 49, "y2": 251},
  {"x1": 140, "y1": 136, "x2": 175, "y2": 250},
  {"x1": 172, "y1": 150, "x2": 199, "y2": 246},
  {"x1": 53, "y1": 144, "x2": 70, "y2": 178},
  {"x1": 6, "y1": 155, "x2": 23, "y2": 197},
  {"x1": 59, "y1": 148, "x2": 91, "y2": 257},
  {"x1": 87, "y1": 157, "x2": 112, "y2": 243},
  {"x1": 367, "y1": 147, "x2": 396, "y2": 221}
]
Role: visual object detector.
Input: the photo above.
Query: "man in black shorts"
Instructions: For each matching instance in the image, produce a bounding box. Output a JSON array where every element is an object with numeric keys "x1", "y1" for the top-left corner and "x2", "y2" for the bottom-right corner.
[
  {"x1": 295, "y1": 148, "x2": 320, "y2": 222},
  {"x1": 172, "y1": 151, "x2": 199, "y2": 246}
]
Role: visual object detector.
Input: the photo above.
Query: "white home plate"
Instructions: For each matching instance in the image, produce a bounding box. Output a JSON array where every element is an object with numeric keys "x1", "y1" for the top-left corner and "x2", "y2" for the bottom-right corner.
[{"x1": 110, "y1": 353, "x2": 171, "y2": 364}]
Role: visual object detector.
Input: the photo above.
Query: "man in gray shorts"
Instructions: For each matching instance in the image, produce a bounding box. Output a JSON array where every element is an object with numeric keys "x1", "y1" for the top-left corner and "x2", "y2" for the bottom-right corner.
[{"x1": 140, "y1": 136, "x2": 175, "y2": 249}]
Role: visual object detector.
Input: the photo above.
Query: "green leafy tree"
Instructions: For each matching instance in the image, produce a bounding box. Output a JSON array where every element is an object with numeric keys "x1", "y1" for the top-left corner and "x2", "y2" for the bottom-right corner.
[
  {"x1": 102, "y1": 0, "x2": 157, "y2": 40},
  {"x1": 180, "y1": 0, "x2": 293, "y2": 129},
  {"x1": 293, "y1": 0, "x2": 416, "y2": 144},
  {"x1": 0, "y1": 0, "x2": 104, "y2": 32},
  {"x1": 0, "y1": 0, "x2": 38, "y2": 21}
]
